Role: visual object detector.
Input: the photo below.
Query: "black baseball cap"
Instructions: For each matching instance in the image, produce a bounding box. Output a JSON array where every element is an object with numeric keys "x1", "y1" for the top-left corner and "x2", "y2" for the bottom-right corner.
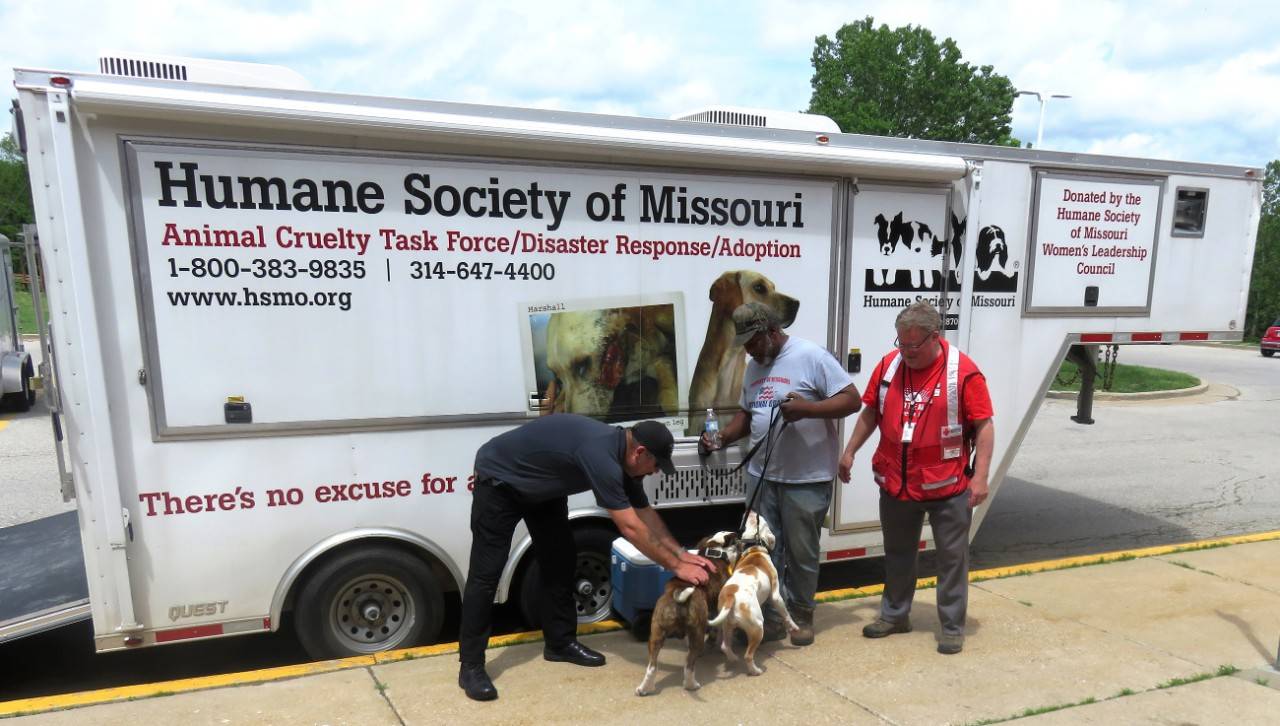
[{"x1": 630, "y1": 420, "x2": 676, "y2": 475}]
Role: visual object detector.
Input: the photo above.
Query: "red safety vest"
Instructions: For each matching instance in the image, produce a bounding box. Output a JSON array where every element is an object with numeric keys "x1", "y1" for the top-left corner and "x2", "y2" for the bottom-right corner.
[{"x1": 871, "y1": 340, "x2": 981, "y2": 501}]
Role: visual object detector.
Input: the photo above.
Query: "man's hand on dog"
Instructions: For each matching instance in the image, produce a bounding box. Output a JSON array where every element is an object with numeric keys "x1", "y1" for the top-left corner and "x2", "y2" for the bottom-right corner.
[
  {"x1": 674, "y1": 551, "x2": 717, "y2": 585},
  {"x1": 780, "y1": 391, "x2": 813, "y2": 422}
]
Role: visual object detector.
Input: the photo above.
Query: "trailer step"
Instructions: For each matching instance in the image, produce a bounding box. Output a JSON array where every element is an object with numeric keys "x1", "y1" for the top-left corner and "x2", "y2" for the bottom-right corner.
[{"x1": 0, "y1": 511, "x2": 89, "y2": 644}]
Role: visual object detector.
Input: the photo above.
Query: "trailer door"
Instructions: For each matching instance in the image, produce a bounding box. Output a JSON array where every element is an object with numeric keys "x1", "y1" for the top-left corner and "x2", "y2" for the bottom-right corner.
[{"x1": 834, "y1": 184, "x2": 954, "y2": 532}]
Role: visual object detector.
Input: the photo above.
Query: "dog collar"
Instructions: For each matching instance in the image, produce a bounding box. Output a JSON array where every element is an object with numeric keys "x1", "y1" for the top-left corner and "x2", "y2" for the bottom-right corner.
[{"x1": 701, "y1": 546, "x2": 731, "y2": 560}]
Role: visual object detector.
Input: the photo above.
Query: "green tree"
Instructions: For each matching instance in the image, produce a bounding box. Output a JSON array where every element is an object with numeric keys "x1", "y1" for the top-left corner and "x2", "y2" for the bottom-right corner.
[
  {"x1": 808, "y1": 17, "x2": 1018, "y2": 145},
  {"x1": 1, "y1": 131, "x2": 35, "y2": 273},
  {"x1": 1245, "y1": 160, "x2": 1280, "y2": 339}
]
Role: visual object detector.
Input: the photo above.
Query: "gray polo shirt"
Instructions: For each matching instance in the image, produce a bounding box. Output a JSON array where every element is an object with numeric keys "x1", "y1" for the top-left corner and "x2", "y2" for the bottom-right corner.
[{"x1": 473, "y1": 414, "x2": 651, "y2": 510}]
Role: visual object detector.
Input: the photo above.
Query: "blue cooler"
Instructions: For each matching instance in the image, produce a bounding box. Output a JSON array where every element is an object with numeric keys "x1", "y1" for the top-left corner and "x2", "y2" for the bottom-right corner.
[{"x1": 610, "y1": 537, "x2": 673, "y2": 625}]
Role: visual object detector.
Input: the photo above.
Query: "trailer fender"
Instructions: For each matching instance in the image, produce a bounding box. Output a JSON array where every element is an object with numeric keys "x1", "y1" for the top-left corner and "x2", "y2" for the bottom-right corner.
[
  {"x1": 496, "y1": 508, "x2": 613, "y2": 605},
  {"x1": 1, "y1": 351, "x2": 31, "y2": 395},
  {"x1": 269, "y1": 527, "x2": 463, "y2": 631}
]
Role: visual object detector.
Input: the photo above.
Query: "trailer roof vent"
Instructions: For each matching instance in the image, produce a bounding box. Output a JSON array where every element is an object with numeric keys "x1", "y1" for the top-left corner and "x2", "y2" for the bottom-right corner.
[
  {"x1": 97, "y1": 53, "x2": 311, "y2": 91},
  {"x1": 672, "y1": 106, "x2": 840, "y2": 133}
]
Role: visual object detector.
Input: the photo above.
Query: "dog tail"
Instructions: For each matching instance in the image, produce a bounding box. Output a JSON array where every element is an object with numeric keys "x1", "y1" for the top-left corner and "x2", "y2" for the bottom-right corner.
[
  {"x1": 706, "y1": 588, "x2": 737, "y2": 627},
  {"x1": 707, "y1": 604, "x2": 731, "y2": 628},
  {"x1": 674, "y1": 586, "x2": 695, "y2": 604}
]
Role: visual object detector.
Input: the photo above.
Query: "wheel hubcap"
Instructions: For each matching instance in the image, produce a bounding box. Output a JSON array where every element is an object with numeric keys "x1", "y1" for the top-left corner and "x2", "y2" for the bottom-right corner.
[
  {"x1": 328, "y1": 574, "x2": 415, "y2": 653},
  {"x1": 573, "y1": 551, "x2": 612, "y2": 622}
]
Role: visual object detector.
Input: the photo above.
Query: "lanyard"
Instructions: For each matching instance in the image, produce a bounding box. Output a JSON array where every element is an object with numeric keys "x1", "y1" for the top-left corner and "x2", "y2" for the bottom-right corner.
[
  {"x1": 902, "y1": 364, "x2": 944, "y2": 429},
  {"x1": 878, "y1": 342, "x2": 962, "y2": 499}
]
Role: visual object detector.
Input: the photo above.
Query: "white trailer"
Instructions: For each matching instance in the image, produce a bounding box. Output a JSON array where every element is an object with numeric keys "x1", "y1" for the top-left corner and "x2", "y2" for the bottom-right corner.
[{"x1": 2, "y1": 55, "x2": 1259, "y2": 659}]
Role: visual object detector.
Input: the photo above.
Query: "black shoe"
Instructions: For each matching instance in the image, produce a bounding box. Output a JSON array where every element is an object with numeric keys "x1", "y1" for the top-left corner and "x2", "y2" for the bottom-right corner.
[
  {"x1": 458, "y1": 663, "x2": 498, "y2": 701},
  {"x1": 543, "y1": 640, "x2": 606, "y2": 667}
]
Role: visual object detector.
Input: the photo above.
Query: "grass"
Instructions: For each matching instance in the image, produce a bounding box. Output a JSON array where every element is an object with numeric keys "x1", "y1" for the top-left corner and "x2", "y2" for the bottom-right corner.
[
  {"x1": 1050, "y1": 359, "x2": 1199, "y2": 394},
  {"x1": 1157, "y1": 665, "x2": 1239, "y2": 689},
  {"x1": 12, "y1": 283, "x2": 47, "y2": 335},
  {"x1": 967, "y1": 666, "x2": 1240, "y2": 724}
]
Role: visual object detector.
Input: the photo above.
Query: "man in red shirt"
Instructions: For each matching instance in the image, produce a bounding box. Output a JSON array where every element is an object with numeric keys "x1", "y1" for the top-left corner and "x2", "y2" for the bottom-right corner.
[{"x1": 838, "y1": 301, "x2": 994, "y2": 655}]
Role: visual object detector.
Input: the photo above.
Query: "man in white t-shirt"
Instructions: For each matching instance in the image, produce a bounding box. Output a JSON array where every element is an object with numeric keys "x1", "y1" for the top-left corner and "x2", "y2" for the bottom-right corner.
[{"x1": 701, "y1": 302, "x2": 861, "y2": 645}]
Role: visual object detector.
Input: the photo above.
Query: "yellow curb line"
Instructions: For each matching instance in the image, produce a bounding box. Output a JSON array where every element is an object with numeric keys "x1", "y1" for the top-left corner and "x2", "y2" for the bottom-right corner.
[
  {"x1": 0, "y1": 420, "x2": 11, "y2": 432},
  {"x1": 6, "y1": 528, "x2": 1280, "y2": 717},
  {"x1": 0, "y1": 656, "x2": 373, "y2": 717},
  {"x1": 969, "y1": 528, "x2": 1280, "y2": 582}
]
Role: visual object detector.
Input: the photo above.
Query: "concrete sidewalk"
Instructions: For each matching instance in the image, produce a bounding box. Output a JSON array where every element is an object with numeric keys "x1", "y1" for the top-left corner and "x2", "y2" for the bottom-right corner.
[{"x1": 5, "y1": 536, "x2": 1280, "y2": 725}]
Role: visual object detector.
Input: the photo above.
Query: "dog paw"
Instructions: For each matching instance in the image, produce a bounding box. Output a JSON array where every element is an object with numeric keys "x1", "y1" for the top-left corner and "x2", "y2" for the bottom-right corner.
[
  {"x1": 747, "y1": 665, "x2": 763, "y2": 676},
  {"x1": 635, "y1": 685, "x2": 653, "y2": 697},
  {"x1": 684, "y1": 679, "x2": 701, "y2": 691}
]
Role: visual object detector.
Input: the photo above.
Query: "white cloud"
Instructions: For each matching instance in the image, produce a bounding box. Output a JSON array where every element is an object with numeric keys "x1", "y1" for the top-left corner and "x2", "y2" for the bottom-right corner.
[{"x1": 1, "y1": 0, "x2": 1277, "y2": 167}]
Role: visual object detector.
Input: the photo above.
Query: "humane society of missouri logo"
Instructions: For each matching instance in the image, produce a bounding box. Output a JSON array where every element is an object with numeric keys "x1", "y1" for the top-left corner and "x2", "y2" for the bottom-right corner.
[{"x1": 861, "y1": 211, "x2": 1018, "y2": 312}]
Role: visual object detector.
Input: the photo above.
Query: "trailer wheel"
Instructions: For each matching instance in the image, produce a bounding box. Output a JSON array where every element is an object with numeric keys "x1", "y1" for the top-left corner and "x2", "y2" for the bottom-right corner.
[
  {"x1": 2, "y1": 361, "x2": 34, "y2": 412},
  {"x1": 294, "y1": 546, "x2": 444, "y2": 661},
  {"x1": 518, "y1": 526, "x2": 616, "y2": 628}
]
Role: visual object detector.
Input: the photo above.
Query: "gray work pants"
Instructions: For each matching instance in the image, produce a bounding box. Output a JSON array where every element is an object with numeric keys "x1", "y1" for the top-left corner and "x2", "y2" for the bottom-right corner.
[
  {"x1": 745, "y1": 478, "x2": 832, "y2": 617},
  {"x1": 877, "y1": 489, "x2": 972, "y2": 635}
]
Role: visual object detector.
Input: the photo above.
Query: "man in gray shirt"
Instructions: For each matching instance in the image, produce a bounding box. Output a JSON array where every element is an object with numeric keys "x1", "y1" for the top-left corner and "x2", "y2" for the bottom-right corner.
[{"x1": 701, "y1": 302, "x2": 860, "y2": 646}]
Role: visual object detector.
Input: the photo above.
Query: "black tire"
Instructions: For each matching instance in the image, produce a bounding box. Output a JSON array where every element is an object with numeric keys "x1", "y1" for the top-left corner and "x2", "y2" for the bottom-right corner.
[
  {"x1": 18, "y1": 362, "x2": 35, "y2": 411},
  {"x1": 1263, "y1": 349, "x2": 1275, "y2": 358},
  {"x1": 294, "y1": 545, "x2": 444, "y2": 661},
  {"x1": 518, "y1": 526, "x2": 617, "y2": 628}
]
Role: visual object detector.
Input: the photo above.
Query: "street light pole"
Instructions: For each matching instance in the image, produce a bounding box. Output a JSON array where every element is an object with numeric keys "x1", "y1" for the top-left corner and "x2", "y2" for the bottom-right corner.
[{"x1": 1016, "y1": 90, "x2": 1071, "y2": 149}]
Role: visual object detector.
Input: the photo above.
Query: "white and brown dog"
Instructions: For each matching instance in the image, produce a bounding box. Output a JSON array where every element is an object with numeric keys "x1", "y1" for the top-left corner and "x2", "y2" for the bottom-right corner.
[
  {"x1": 687, "y1": 271, "x2": 798, "y2": 435},
  {"x1": 708, "y1": 512, "x2": 798, "y2": 676},
  {"x1": 635, "y1": 531, "x2": 739, "y2": 696}
]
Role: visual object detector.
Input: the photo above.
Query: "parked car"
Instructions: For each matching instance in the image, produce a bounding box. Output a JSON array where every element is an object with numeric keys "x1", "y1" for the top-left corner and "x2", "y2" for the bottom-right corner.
[{"x1": 1262, "y1": 319, "x2": 1280, "y2": 358}]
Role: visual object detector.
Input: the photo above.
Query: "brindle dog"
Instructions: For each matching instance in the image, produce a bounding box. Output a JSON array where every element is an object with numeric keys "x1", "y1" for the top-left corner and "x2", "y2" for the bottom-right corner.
[{"x1": 634, "y1": 531, "x2": 738, "y2": 696}]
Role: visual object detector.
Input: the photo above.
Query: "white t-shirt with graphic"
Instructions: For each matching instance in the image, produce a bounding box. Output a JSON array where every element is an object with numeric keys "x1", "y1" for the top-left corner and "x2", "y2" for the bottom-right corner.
[{"x1": 739, "y1": 336, "x2": 855, "y2": 484}]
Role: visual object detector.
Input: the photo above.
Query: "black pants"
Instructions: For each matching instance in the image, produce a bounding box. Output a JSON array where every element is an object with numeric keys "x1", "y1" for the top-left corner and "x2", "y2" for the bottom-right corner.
[{"x1": 458, "y1": 478, "x2": 577, "y2": 665}]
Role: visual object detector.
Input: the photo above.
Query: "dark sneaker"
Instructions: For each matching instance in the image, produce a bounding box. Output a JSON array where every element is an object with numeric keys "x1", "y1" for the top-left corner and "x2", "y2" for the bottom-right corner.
[
  {"x1": 937, "y1": 633, "x2": 964, "y2": 655},
  {"x1": 733, "y1": 620, "x2": 787, "y2": 646},
  {"x1": 862, "y1": 617, "x2": 912, "y2": 639},
  {"x1": 458, "y1": 663, "x2": 498, "y2": 701},
  {"x1": 763, "y1": 619, "x2": 789, "y2": 642},
  {"x1": 544, "y1": 640, "x2": 606, "y2": 667},
  {"x1": 790, "y1": 607, "x2": 815, "y2": 646}
]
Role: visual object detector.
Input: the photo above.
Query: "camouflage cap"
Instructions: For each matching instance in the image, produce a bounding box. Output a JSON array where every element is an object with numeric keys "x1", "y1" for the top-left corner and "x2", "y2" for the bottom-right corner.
[{"x1": 732, "y1": 302, "x2": 783, "y2": 346}]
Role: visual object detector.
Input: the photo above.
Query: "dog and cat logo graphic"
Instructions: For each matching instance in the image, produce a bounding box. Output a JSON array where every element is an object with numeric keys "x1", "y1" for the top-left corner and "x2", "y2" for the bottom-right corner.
[{"x1": 864, "y1": 211, "x2": 1019, "y2": 294}]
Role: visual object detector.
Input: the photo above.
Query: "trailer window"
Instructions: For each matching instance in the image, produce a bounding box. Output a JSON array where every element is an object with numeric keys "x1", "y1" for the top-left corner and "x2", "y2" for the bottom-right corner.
[{"x1": 1172, "y1": 188, "x2": 1207, "y2": 238}]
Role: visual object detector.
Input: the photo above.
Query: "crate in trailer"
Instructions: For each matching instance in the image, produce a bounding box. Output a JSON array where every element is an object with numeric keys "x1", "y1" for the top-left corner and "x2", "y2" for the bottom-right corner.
[{"x1": 610, "y1": 537, "x2": 673, "y2": 636}]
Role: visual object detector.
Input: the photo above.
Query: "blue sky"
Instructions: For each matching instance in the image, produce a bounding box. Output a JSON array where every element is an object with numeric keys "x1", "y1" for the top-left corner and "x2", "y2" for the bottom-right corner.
[{"x1": 4, "y1": 0, "x2": 1277, "y2": 168}]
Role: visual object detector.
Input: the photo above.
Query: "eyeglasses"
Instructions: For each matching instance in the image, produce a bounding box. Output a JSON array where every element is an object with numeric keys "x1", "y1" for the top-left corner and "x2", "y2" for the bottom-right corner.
[{"x1": 894, "y1": 333, "x2": 937, "y2": 351}]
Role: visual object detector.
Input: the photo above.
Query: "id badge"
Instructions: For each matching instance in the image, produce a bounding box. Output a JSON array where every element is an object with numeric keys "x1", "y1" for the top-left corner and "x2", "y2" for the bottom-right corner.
[
  {"x1": 941, "y1": 423, "x2": 963, "y2": 460},
  {"x1": 901, "y1": 422, "x2": 916, "y2": 443}
]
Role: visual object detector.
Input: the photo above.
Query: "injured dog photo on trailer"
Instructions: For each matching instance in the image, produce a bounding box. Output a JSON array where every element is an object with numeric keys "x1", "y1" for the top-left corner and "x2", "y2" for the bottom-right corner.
[{"x1": 520, "y1": 294, "x2": 687, "y2": 424}]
